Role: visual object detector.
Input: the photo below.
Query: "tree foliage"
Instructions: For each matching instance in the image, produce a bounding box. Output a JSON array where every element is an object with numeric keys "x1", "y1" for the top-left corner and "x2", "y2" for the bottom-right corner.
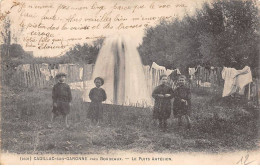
[
  {"x1": 138, "y1": 0, "x2": 259, "y2": 72},
  {"x1": 61, "y1": 38, "x2": 104, "y2": 64}
]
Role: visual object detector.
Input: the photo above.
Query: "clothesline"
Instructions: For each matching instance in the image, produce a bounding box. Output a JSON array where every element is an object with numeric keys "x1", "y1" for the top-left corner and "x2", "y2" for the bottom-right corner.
[{"x1": 149, "y1": 63, "x2": 256, "y2": 101}]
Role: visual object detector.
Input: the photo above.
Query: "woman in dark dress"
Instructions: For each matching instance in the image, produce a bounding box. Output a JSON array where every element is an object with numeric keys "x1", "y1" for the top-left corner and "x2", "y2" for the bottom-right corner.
[
  {"x1": 173, "y1": 75, "x2": 191, "y2": 129},
  {"x1": 88, "y1": 77, "x2": 107, "y2": 126},
  {"x1": 152, "y1": 74, "x2": 174, "y2": 131}
]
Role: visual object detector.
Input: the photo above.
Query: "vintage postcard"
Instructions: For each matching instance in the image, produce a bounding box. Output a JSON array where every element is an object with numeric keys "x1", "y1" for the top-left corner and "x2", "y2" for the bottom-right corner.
[{"x1": 0, "y1": 0, "x2": 260, "y2": 165}]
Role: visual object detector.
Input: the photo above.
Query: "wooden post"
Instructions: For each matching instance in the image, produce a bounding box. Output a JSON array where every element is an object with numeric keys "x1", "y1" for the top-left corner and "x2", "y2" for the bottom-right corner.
[
  {"x1": 37, "y1": 64, "x2": 41, "y2": 87},
  {"x1": 34, "y1": 64, "x2": 38, "y2": 87},
  {"x1": 23, "y1": 71, "x2": 27, "y2": 87},
  {"x1": 26, "y1": 71, "x2": 30, "y2": 88},
  {"x1": 31, "y1": 64, "x2": 35, "y2": 87},
  {"x1": 33, "y1": 64, "x2": 37, "y2": 87}
]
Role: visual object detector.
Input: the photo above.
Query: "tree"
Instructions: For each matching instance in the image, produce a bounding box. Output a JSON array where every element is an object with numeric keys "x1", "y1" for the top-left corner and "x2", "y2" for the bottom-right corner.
[
  {"x1": 62, "y1": 38, "x2": 104, "y2": 64},
  {"x1": 1, "y1": 17, "x2": 11, "y2": 59},
  {"x1": 138, "y1": 0, "x2": 259, "y2": 73}
]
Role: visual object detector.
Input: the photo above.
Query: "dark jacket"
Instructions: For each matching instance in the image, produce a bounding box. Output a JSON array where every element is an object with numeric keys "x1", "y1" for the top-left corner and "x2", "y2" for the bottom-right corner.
[
  {"x1": 152, "y1": 84, "x2": 174, "y2": 120},
  {"x1": 52, "y1": 82, "x2": 72, "y2": 103}
]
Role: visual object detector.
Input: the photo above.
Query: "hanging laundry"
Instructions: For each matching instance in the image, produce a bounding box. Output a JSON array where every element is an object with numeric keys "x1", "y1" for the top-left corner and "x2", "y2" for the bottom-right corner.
[
  {"x1": 201, "y1": 67, "x2": 206, "y2": 82},
  {"x1": 168, "y1": 69, "x2": 182, "y2": 89},
  {"x1": 151, "y1": 62, "x2": 166, "y2": 71},
  {"x1": 209, "y1": 68, "x2": 217, "y2": 85},
  {"x1": 21, "y1": 64, "x2": 30, "y2": 72},
  {"x1": 236, "y1": 66, "x2": 252, "y2": 95},
  {"x1": 142, "y1": 65, "x2": 152, "y2": 94},
  {"x1": 50, "y1": 69, "x2": 57, "y2": 78},
  {"x1": 83, "y1": 64, "x2": 94, "y2": 81},
  {"x1": 176, "y1": 68, "x2": 181, "y2": 75},
  {"x1": 198, "y1": 81, "x2": 212, "y2": 87},
  {"x1": 151, "y1": 62, "x2": 167, "y2": 88},
  {"x1": 39, "y1": 64, "x2": 51, "y2": 81},
  {"x1": 189, "y1": 68, "x2": 196, "y2": 79},
  {"x1": 58, "y1": 64, "x2": 69, "y2": 74},
  {"x1": 79, "y1": 67, "x2": 83, "y2": 80},
  {"x1": 165, "y1": 69, "x2": 174, "y2": 76},
  {"x1": 222, "y1": 67, "x2": 239, "y2": 97},
  {"x1": 205, "y1": 68, "x2": 210, "y2": 82},
  {"x1": 222, "y1": 66, "x2": 252, "y2": 97},
  {"x1": 142, "y1": 65, "x2": 151, "y2": 78},
  {"x1": 195, "y1": 65, "x2": 202, "y2": 80}
]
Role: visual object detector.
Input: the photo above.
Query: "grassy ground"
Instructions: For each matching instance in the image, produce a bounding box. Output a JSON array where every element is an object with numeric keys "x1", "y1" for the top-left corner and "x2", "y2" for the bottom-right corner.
[{"x1": 1, "y1": 85, "x2": 259, "y2": 154}]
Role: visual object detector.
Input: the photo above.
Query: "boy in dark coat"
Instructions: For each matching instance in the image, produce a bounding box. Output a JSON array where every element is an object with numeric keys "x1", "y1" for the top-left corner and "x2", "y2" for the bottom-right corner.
[
  {"x1": 173, "y1": 75, "x2": 191, "y2": 129},
  {"x1": 87, "y1": 77, "x2": 107, "y2": 126},
  {"x1": 152, "y1": 74, "x2": 174, "y2": 131},
  {"x1": 49, "y1": 72, "x2": 72, "y2": 128}
]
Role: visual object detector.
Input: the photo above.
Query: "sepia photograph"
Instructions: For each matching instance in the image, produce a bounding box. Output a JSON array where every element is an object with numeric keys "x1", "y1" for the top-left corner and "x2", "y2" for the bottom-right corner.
[{"x1": 0, "y1": 0, "x2": 259, "y2": 165}]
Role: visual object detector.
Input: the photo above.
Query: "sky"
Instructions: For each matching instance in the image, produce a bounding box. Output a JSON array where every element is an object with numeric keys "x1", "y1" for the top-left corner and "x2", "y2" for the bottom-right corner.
[{"x1": 1, "y1": 0, "x2": 213, "y2": 57}]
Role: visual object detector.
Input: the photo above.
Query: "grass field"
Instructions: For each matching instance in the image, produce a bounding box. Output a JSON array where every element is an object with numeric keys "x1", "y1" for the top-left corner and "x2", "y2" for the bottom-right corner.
[{"x1": 1, "y1": 85, "x2": 259, "y2": 154}]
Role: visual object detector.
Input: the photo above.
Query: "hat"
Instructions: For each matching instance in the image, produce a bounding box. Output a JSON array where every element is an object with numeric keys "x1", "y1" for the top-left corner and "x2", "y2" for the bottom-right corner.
[
  {"x1": 94, "y1": 77, "x2": 104, "y2": 85},
  {"x1": 55, "y1": 72, "x2": 67, "y2": 78}
]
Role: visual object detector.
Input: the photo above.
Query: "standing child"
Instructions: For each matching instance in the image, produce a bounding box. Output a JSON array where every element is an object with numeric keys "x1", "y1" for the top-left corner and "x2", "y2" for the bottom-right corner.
[
  {"x1": 173, "y1": 75, "x2": 191, "y2": 129},
  {"x1": 50, "y1": 72, "x2": 72, "y2": 128},
  {"x1": 152, "y1": 74, "x2": 174, "y2": 131},
  {"x1": 87, "y1": 77, "x2": 107, "y2": 126}
]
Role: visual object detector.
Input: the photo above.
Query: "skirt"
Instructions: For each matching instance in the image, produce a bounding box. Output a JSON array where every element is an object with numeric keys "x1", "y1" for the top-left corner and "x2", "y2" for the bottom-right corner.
[
  {"x1": 52, "y1": 101, "x2": 70, "y2": 116},
  {"x1": 87, "y1": 102, "x2": 103, "y2": 120},
  {"x1": 173, "y1": 101, "x2": 191, "y2": 118}
]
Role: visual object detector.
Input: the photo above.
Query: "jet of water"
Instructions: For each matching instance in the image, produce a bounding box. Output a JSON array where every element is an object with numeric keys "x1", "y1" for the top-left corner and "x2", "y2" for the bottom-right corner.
[{"x1": 83, "y1": 34, "x2": 152, "y2": 107}]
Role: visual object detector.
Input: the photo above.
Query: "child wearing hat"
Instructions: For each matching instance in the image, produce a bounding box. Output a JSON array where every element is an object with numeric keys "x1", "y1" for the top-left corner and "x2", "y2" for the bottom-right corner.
[
  {"x1": 50, "y1": 72, "x2": 72, "y2": 128},
  {"x1": 152, "y1": 74, "x2": 174, "y2": 132},
  {"x1": 173, "y1": 75, "x2": 191, "y2": 129},
  {"x1": 87, "y1": 77, "x2": 107, "y2": 126}
]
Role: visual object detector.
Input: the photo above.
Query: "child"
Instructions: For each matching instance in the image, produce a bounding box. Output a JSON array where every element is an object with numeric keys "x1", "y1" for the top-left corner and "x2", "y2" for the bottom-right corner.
[
  {"x1": 173, "y1": 75, "x2": 191, "y2": 129},
  {"x1": 152, "y1": 74, "x2": 174, "y2": 131},
  {"x1": 87, "y1": 77, "x2": 107, "y2": 126},
  {"x1": 50, "y1": 72, "x2": 72, "y2": 128}
]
